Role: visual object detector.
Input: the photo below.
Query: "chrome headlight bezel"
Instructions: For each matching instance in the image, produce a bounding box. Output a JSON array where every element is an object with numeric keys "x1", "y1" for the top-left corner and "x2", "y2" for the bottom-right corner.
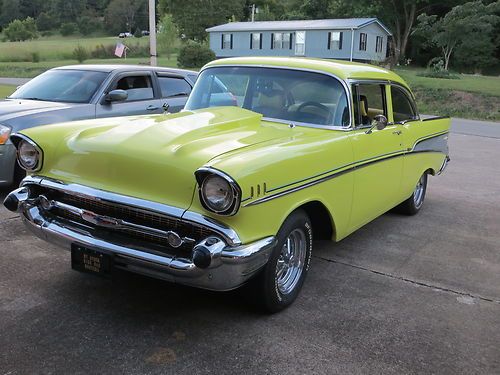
[
  {"x1": 195, "y1": 167, "x2": 241, "y2": 216},
  {"x1": 11, "y1": 134, "x2": 43, "y2": 172}
]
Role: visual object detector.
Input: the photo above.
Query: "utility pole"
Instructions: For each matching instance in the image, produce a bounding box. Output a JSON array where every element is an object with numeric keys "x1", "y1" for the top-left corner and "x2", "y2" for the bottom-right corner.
[
  {"x1": 251, "y1": 4, "x2": 255, "y2": 22},
  {"x1": 149, "y1": 0, "x2": 157, "y2": 66}
]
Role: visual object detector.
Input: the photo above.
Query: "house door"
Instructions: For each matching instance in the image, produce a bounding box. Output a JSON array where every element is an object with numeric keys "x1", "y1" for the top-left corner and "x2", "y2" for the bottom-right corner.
[{"x1": 295, "y1": 31, "x2": 305, "y2": 56}]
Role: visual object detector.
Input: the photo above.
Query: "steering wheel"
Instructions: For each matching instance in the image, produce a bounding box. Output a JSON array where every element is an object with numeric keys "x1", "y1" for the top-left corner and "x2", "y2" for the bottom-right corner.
[{"x1": 296, "y1": 101, "x2": 334, "y2": 124}]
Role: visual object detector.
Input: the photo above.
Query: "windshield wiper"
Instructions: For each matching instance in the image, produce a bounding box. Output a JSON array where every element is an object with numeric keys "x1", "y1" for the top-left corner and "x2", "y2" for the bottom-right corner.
[{"x1": 18, "y1": 97, "x2": 51, "y2": 101}]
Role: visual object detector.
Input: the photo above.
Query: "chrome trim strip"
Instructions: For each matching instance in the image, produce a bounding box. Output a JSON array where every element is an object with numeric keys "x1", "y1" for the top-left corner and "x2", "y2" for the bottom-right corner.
[
  {"x1": 10, "y1": 133, "x2": 44, "y2": 172},
  {"x1": 21, "y1": 176, "x2": 242, "y2": 246},
  {"x1": 196, "y1": 64, "x2": 353, "y2": 131},
  {"x1": 244, "y1": 132, "x2": 449, "y2": 207},
  {"x1": 422, "y1": 116, "x2": 450, "y2": 122}
]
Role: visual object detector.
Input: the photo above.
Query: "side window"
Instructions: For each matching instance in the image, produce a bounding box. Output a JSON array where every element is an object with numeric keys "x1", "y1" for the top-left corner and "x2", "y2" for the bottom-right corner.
[
  {"x1": 391, "y1": 86, "x2": 417, "y2": 122},
  {"x1": 113, "y1": 75, "x2": 154, "y2": 101},
  {"x1": 353, "y1": 83, "x2": 386, "y2": 126},
  {"x1": 158, "y1": 76, "x2": 191, "y2": 98}
]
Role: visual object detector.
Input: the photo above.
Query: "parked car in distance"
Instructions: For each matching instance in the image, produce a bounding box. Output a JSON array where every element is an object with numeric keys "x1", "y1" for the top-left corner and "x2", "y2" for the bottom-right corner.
[
  {"x1": 0, "y1": 64, "x2": 198, "y2": 187},
  {"x1": 118, "y1": 32, "x2": 133, "y2": 38},
  {"x1": 4, "y1": 57, "x2": 450, "y2": 312}
]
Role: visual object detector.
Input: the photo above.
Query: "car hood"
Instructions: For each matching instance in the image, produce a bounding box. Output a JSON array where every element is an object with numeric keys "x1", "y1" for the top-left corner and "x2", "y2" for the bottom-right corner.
[
  {"x1": 21, "y1": 106, "x2": 290, "y2": 210},
  {"x1": 0, "y1": 99, "x2": 72, "y2": 119}
]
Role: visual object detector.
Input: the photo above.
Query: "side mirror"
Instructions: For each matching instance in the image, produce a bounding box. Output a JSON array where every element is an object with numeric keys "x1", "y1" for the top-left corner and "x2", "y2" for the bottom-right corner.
[
  {"x1": 366, "y1": 114, "x2": 388, "y2": 134},
  {"x1": 104, "y1": 89, "x2": 128, "y2": 103}
]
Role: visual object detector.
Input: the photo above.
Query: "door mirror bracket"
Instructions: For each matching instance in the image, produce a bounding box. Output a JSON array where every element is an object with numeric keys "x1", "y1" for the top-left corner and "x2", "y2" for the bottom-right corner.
[
  {"x1": 104, "y1": 89, "x2": 128, "y2": 103},
  {"x1": 365, "y1": 114, "x2": 388, "y2": 134}
]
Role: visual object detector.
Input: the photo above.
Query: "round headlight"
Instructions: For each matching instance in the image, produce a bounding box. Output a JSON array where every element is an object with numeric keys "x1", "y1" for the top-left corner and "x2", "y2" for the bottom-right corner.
[
  {"x1": 201, "y1": 174, "x2": 234, "y2": 213},
  {"x1": 18, "y1": 139, "x2": 40, "y2": 171}
]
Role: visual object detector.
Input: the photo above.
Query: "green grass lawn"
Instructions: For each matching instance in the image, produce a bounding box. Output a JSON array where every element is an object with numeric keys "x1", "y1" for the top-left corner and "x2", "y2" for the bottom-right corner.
[
  {"x1": 0, "y1": 85, "x2": 15, "y2": 98},
  {"x1": 395, "y1": 67, "x2": 500, "y2": 97},
  {"x1": 0, "y1": 56, "x2": 179, "y2": 78},
  {"x1": 0, "y1": 35, "x2": 151, "y2": 62},
  {"x1": 395, "y1": 67, "x2": 500, "y2": 121}
]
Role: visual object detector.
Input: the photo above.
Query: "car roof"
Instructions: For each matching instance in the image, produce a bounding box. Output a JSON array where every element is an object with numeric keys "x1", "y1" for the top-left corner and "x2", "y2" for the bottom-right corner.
[
  {"x1": 54, "y1": 64, "x2": 197, "y2": 76},
  {"x1": 204, "y1": 57, "x2": 408, "y2": 88}
]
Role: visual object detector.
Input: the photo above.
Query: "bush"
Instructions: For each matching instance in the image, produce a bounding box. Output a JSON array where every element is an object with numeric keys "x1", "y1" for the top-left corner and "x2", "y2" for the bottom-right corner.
[
  {"x1": 90, "y1": 44, "x2": 115, "y2": 59},
  {"x1": 134, "y1": 28, "x2": 142, "y2": 38},
  {"x1": 60, "y1": 22, "x2": 78, "y2": 36},
  {"x1": 4, "y1": 18, "x2": 38, "y2": 41},
  {"x1": 177, "y1": 41, "x2": 215, "y2": 68},
  {"x1": 72, "y1": 45, "x2": 89, "y2": 63},
  {"x1": 417, "y1": 57, "x2": 460, "y2": 79},
  {"x1": 30, "y1": 52, "x2": 40, "y2": 63}
]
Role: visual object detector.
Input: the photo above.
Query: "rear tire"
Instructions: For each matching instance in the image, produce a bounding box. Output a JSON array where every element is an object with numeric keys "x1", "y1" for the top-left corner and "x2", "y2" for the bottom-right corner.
[
  {"x1": 252, "y1": 209, "x2": 313, "y2": 313},
  {"x1": 397, "y1": 173, "x2": 428, "y2": 215}
]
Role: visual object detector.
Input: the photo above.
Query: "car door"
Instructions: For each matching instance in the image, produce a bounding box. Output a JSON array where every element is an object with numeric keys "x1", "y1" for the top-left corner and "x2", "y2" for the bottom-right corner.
[
  {"x1": 156, "y1": 74, "x2": 193, "y2": 113},
  {"x1": 95, "y1": 71, "x2": 164, "y2": 118},
  {"x1": 348, "y1": 82, "x2": 405, "y2": 231},
  {"x1": 389, "y1": 84, "x2": 432, "y2": 198}
]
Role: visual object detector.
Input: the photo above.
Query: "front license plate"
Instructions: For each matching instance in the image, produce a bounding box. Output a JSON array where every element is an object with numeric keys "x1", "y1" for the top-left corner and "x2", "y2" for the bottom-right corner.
[{"x1": 71, "y1": 244, "x2": 113, "y2": 278}]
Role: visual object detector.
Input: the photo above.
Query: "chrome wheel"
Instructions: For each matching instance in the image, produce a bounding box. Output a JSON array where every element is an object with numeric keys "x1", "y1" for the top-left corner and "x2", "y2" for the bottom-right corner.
[
  {"x1": 275, "y1": 228, "x2": 307, "y2": 295},
  {"x1": 413, "y1": 175, "x2": 426, "y2": 209}
]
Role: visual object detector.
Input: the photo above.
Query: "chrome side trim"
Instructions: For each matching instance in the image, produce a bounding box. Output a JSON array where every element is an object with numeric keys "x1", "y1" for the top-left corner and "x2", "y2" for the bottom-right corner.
[
  {"x1": 244, "y1": 132, "x2": 450, "y2": 207},
  {"x1": 21, "y1": 176, "x2": 242, "y2": 246},
  {"x1": 195, "y1": 64, "x2": 353, "y2": 130}
]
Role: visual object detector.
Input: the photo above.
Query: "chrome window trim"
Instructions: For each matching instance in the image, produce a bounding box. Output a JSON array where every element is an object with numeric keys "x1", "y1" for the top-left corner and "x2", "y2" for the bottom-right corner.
[
  {"x1": 195, "y1": 166, "x2": 242, "y2": 216},
  {"x1": 21, "y1": 175, "x2": 242, "y2": 246},
  {"x1": 195, "y1": 64, "x2": 354, "y2": 131},
  {"x1": 10, "y1": 133, "x2": 44, "y2": 172},
  {"x1": 348, "y1": 79, "x2": 420, "y2": 127}
]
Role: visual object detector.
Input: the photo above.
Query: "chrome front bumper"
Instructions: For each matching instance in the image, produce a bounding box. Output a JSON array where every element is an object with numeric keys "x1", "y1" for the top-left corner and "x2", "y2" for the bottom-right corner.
[{"x1": 5, "y1": 180, "x2": 276, "y2": 291}]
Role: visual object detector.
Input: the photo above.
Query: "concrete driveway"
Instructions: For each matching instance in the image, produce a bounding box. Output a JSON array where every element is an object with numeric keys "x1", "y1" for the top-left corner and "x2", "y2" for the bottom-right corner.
[{"x1": 1, "y1": 119, "x2": 499, "y2": 374}]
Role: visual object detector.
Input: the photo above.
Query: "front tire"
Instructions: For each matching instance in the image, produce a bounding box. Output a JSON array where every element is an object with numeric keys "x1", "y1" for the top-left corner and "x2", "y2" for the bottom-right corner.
[
  {"x1": 397, "y1": 173, "x2": 428, "y2": 215},
  {"x1": 253, "y1": 209, "x2": 313, "y2": 313}
]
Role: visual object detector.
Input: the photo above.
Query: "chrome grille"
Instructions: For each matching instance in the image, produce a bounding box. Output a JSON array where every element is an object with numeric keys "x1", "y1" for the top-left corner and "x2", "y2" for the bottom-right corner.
[{"x1": 33, "y1": 186, "x2": 214, "y2": 253}]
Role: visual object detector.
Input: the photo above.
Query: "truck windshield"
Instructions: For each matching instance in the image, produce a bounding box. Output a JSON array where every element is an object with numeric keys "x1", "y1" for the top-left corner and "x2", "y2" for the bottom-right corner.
[
  {"x1": 185, "y1": 66, "x2": 350, "y2": 127},
  {"x1": 9, "y1": 69, "x2": 108, "y2": 103}
]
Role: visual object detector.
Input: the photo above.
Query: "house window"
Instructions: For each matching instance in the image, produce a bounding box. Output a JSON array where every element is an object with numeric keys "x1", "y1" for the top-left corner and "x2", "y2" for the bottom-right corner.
[
  {"x1": 328, "y1": 31, "x2": 343, "y2": 50},
  {"x1": 376, "y1": 36, "x2": 383, "y2": 53},
  {"x1": 271, "y1": 32, "x2": 292, "y2": 49},
  {"x1": 250, "y1": 33, "x2": 262, "y2": 49},
  {"x1": 222, "y1": 33, "x2": 233, "y2": 49},
  {"x1": 359, "y1": 33, "x2": 367, "y2": 51}
]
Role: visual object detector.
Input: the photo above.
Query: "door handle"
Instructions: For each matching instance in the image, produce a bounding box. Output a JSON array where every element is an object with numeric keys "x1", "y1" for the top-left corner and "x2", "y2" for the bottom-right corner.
[
  {"x1": 393, "y1": 130, "x2": 402, "y2": 135},
  {"x1": 146, "y1": 105, "x2": 159, "y2": 111}
]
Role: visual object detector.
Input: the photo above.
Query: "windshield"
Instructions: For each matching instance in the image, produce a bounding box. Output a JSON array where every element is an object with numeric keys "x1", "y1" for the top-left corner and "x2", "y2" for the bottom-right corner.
[
  {"x1": 9, "y1": 69, "x2": 108, "y2": 103},
  {"x1": 185, "y1": 66, "x2": 350, "y2": 127}
]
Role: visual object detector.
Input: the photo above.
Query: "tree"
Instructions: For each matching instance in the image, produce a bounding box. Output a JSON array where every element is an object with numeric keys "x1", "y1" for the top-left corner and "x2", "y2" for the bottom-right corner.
[
  {"x1": 416, "y1": 1, "x2": 500, "y2": 71},
  {"x1": 0, "y1": 0, "x2": 21, "y2": 28},
  {"x1": 105, "y1": 0, "x2": 146, "y2": 35},
  {"x1": 158, "y1": 14, "x2": 178, "y2": 58},
  {"x1": 177, "y1": 40, "x2": 215, "y2": 68},
  {"x1": 78, "y1": 15, "x2": 102, "y2": 35},
  {"x1": 160, "y1": 0, "x2": 245, "y2": 41},
  {"x1": 3, "y1": 17, "x2": 38, "y2": 41},
  {"x1": 36, "y1": 12, "x2": 55, "y2": 31}
]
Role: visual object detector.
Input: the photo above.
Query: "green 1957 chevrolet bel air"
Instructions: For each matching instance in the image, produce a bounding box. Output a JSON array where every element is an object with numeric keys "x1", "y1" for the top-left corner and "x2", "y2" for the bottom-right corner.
[{"x1": 4, "y1": 57, "x2": 450, "y2": 312}]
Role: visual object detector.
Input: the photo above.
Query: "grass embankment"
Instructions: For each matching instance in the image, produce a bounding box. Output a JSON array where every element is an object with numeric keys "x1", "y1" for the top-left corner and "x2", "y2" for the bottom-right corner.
[
  {"x1": 396, "y1": 68, "x2": 500, "y2": 121},
  {"x1": 0, "y1": 85, "x2": 15, "y2": 98}
]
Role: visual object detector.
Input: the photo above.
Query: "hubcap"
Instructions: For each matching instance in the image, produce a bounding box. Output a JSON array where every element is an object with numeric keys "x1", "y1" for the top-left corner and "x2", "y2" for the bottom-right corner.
[
  {"x1": 413, "y1": 175, "x2": 426, "y2": 208},
  {"x1": 275, "y1": 228, "x2": 307, "y2": 295}
]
